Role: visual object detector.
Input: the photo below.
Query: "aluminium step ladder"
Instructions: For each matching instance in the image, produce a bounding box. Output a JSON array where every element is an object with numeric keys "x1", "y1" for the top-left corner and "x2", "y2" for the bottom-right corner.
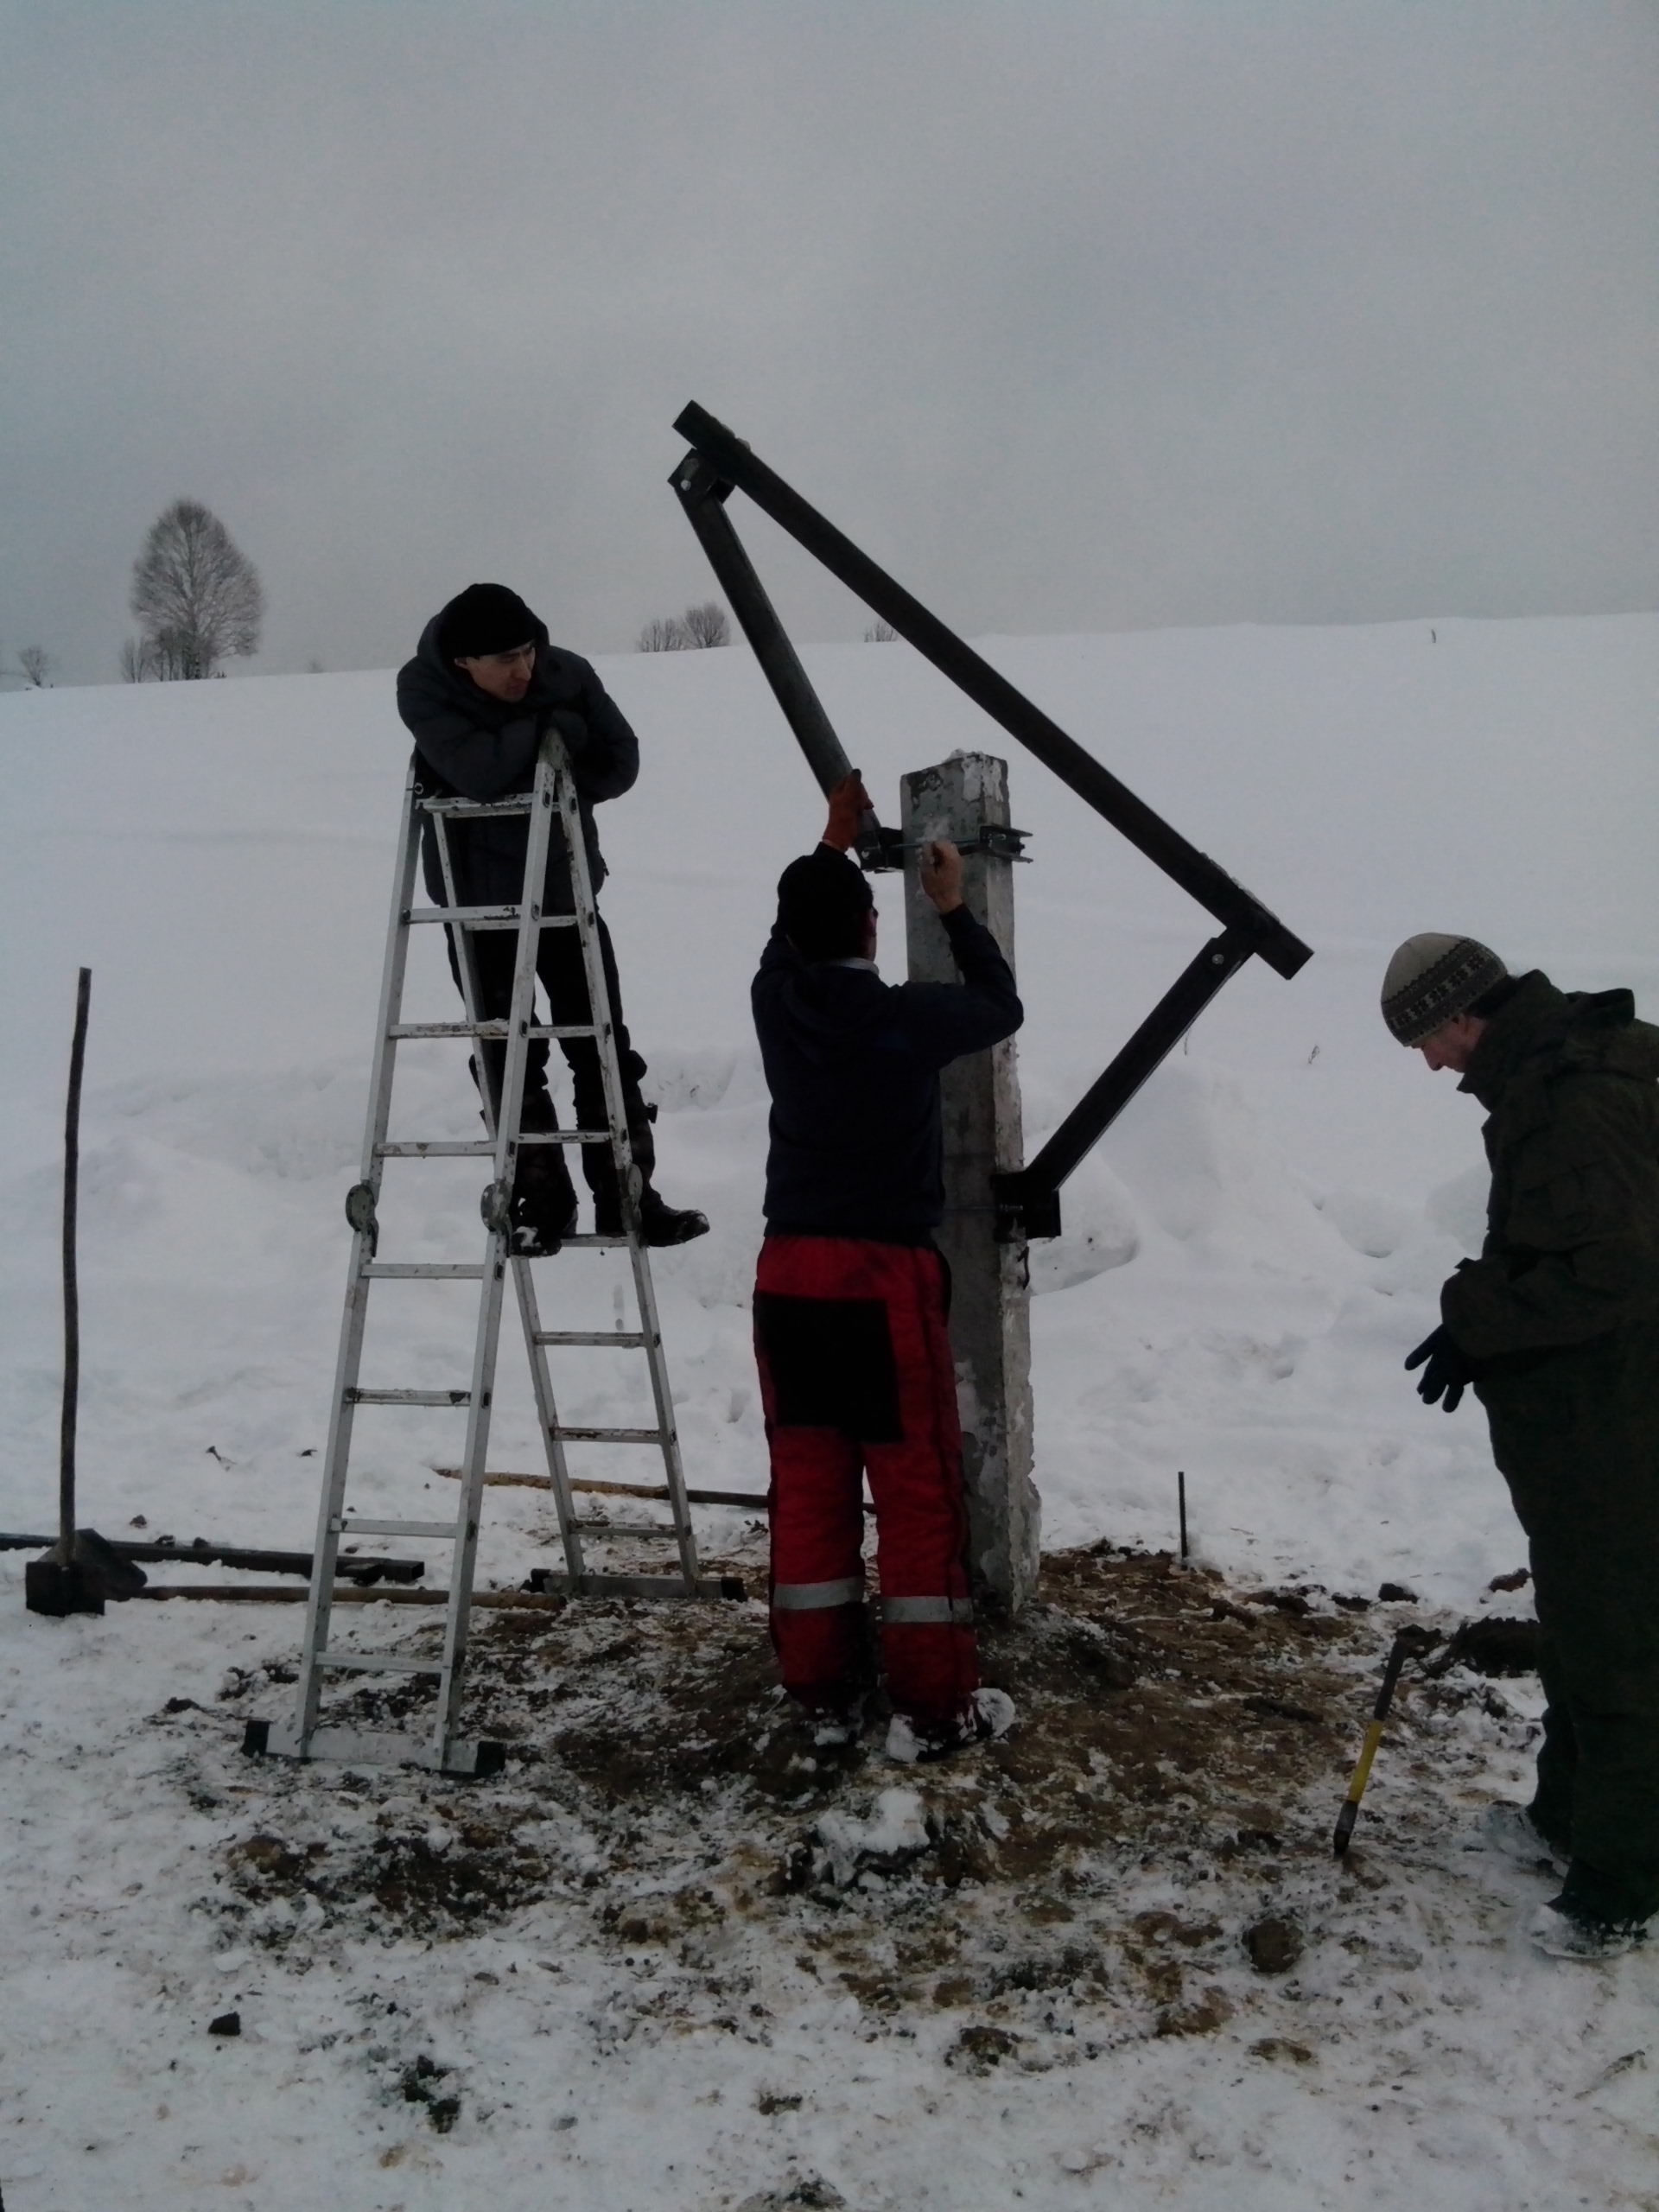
[{"x1": 248, "y1": 731, "x2": 730, "y2": 1777}]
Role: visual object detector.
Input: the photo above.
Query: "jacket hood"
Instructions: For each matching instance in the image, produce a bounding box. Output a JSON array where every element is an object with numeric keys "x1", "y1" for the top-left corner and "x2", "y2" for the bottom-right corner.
[{"x1": 1461, "y1": 970, "x2": 1659, "y2": 1106}]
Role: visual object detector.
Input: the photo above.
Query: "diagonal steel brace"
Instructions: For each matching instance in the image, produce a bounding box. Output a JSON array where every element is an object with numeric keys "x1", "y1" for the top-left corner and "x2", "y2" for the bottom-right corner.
[{"x1": 669, "y1": 403, "x2": 1313, "y2": 1236}]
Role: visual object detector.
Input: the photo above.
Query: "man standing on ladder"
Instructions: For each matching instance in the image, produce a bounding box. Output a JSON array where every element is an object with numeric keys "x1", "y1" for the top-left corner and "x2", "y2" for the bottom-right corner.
[
  {"x1": 751, "y1": 772, "x2": 1023, "y2": 1761},
  {"x1": 397, "y1": 582, "x2": 708, "y2": 1252}
]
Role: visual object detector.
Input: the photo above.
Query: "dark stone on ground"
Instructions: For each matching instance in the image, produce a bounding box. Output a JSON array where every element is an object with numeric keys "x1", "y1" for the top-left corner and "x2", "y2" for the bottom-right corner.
[{"x1": 1243, "y1": 1916, "x2": 1304, "y2": 1974}]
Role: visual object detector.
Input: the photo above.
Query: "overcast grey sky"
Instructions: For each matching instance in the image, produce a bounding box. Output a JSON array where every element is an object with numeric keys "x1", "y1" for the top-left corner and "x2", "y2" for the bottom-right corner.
[{"x1": 3, "y1": 1, "x2": 1656, "y2": 684}]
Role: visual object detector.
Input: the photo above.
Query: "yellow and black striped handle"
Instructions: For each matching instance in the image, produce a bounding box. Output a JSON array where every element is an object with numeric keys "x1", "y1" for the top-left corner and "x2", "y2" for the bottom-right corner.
[{"x1": 1332, "y1": 1630, "x2": 1415, "y2": 1857}]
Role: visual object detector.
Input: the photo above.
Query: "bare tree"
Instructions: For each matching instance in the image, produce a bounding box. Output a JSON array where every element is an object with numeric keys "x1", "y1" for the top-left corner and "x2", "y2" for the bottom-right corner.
[
  {"x1": 678, "y1": 600, "x2": 730, "y2": 648},
  {"x1": 17, "y1": 644, "x2": 54, "y2": 686},
  {"x1": 120, "y1": 628, "x2": 192, "y2": 682},
  {"x1": 863, "y1": 620, "x2": 899, "y2": 643},
  {"x1": 638, "y1": 601, "x2": 732, "y2": 652},
  {"x1": 130, "y1": 499, "x2": 264, "y2": 679}
]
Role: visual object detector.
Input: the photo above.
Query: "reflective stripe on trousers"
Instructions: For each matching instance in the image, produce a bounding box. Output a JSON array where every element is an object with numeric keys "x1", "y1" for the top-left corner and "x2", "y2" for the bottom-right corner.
[
  {"x1": 881, "y1": 1594, "x2": 976, "y2": 1624},
  {"x1": 773, "y1": 1578, "x2": 866, "y2": 1611}
]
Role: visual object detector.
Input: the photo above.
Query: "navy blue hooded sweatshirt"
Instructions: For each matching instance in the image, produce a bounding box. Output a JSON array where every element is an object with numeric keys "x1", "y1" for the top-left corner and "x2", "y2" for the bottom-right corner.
[{"x1": 752, "y1": 847, "x2": 1024, "y2": 1241}]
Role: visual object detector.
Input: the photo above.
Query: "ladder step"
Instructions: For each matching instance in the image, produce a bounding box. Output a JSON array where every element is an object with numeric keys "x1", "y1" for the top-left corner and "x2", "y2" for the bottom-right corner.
[
  {"x1": 405, "y1": 906, "x2": 579, "y2": 931},
  {"x1": 318, "y1": 1653, "x2": 443, "y2": 1676},
  {"x1": 388, "y1": 1023, "x2": 599, "y2": 1041},
  {"x1": 421, "y1": 796, "x2": 533, "y2": 817},
  {"x1": 333, "y1": 1518, "x2": 459, "y2": 1539},
  {"x1": 361, "y1": 1262, "x2": 489, "y2": 1279},
  {"x1": 550, "y1": 1426, "x2": 670, "y2": 1446},
  {"x1": 346, "y1": 1389, "x2": 473, "y2": 1407},
  {"x1": 405, "y1": 903, "x2": 519, "y2": 925},
  {"x1": 556, "y1": 1235, "x2": 632, "y2": 1249},
  {"x1": 375, "y1": 1141, "x2": 493, "y2": 1159},
  {"x1": 248, "y1": 1719, "x2": 505, "y2": 1775},
  {"x1": 533, "y1": 1331, "x2": 650, "y2": 1348}
]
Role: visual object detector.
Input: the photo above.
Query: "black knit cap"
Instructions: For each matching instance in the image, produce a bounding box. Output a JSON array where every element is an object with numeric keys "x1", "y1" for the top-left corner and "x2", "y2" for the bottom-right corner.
[
  {"x1": 1381, "y1": 933, "x2": 1508, "y2": 1046},
  {"x1": 777, "y1": 845, "x2": 874, "y2": 961},
  {"x1": 437, "y1": 582, "x2": 540, "y2": 660}
]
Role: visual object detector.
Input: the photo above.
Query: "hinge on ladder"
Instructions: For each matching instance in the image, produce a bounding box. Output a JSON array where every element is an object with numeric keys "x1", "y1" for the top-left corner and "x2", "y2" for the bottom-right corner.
[{"x1": 345, "y1": 1180, "x2": 378, "y2": 1257}]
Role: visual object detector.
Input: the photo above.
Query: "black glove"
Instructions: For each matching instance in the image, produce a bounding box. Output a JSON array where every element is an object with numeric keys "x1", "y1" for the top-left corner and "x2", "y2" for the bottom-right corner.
[{"x1": 1404, "y1": 1325, "x2": 1479, "y2": 1413}]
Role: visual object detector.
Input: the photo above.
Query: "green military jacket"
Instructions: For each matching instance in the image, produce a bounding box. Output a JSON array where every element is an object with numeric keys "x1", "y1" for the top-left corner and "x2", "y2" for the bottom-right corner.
[{"x1": 1442, "y1": 970, "x2": 1659, "y2": 1362}]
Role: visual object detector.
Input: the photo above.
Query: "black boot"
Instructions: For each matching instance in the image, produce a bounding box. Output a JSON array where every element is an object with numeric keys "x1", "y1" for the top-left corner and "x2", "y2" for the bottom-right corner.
[
  {"x1": 508, "y1": 1092, "x2": 578, "y2": 1256},
  {"x1": 591, "y1": 1169, "x2": 709, "y2": 1246},
  {"x1": 636, "y1": 1190, "x2": 711, "y2": 1246}
]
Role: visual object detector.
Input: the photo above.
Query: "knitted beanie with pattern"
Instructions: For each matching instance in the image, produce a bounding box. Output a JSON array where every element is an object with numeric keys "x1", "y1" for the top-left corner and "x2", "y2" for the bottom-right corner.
[{"x1": 1381, "y1": 934, "x2": 1508, "y2": 1046}]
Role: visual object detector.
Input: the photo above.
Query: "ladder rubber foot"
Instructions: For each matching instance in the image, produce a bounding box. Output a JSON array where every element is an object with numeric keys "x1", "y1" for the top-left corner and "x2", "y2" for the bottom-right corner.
[{"x1": 241, "y1": 1718, "x2": 272, "y2": 1758}]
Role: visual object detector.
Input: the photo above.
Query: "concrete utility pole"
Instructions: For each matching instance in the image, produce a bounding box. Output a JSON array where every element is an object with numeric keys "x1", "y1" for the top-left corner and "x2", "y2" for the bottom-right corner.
[{"x1": 901, "y1": 752, "x2": 1040, "y2": 1617}]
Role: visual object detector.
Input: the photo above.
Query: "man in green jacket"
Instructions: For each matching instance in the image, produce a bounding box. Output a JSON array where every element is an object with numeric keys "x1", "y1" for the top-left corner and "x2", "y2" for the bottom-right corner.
[{"x1": 1382, "y1": 934, "x2": 1659, "y2": 1960}]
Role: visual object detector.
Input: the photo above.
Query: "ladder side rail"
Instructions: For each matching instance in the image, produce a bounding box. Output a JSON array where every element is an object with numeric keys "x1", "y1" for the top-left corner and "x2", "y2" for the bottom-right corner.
[
  {"x1": 429, "y1": 803, "x2": 486, "y2": 1058},
  {"x1": 495, "y1": 747, "x2": 586, "y2": 1580},
  {"x1": 550, "y1": 741, "x2": 702, "y2": 1588},
  {"x1": 626, "y1": 1237, "x2": 700, "y2": 1585},
  {"x1": 432, "y1": 773, "x2": 588, "y2": 1671},
  {"x1": 444, "y1": 753, "x2": 590, "y2": 1587},
  {"x1": 430, "y1": 741, "x2": 563, "y2": 1759},
  {"x1": 293, "y1": 768, "x2": 423, "y2": 1747},
  {"x1": 510, "y1": 1261, "x2": 588, "y2": 1585}
]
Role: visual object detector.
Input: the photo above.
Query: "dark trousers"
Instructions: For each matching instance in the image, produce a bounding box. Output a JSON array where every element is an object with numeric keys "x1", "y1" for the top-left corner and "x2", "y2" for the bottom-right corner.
[
  {"x1": 753, "y1": 1234, "x2": 979, "y2": 1726},
  {"x1": 1482, "y1": 1338, "x2": 1659, "y2": 1923},
  {"x1": 447, "y1": 914, "x2": 655, "y2": 1194}
]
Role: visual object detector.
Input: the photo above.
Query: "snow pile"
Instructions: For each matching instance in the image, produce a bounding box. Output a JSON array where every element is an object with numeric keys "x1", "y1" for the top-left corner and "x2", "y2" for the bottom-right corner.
[{"x1": 1, "y1": 613, "x2": 1656, "y2": 2208}]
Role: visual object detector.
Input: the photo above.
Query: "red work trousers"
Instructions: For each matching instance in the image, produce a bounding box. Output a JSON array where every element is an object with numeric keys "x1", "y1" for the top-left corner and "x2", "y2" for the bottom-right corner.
[{"x1": 753, "y1": 1234, "x2": 979, "y2": 1726}]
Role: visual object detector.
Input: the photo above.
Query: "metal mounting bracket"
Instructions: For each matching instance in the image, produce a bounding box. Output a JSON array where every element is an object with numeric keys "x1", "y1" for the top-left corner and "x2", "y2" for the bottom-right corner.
[{"x1": 670, "y1": 403, "x2": 1312, "y2": 1236}]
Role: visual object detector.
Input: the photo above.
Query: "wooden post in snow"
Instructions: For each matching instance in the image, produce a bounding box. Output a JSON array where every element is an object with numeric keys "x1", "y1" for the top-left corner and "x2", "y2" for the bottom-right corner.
[{"x1": 900, "y1": 753, "x2": 1039, "y2": 1617}]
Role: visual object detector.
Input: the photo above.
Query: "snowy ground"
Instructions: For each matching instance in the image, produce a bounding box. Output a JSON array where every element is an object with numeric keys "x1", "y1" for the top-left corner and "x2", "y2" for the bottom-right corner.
[{"x1": 2, "y1": 615, "x2": 1656, "y2": 2208}]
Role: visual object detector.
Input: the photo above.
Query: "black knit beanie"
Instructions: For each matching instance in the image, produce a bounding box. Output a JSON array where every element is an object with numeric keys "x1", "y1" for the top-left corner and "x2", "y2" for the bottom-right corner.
[
  {"x1": 777, "y1": 845, "x2": 874, "y2": 961},
  {"x1": 1381, "y1": 933, "x2": 1508, "y2": 1046},
  {"x1": 437, "y1": 582, "x2": 540, "y2": 660}
]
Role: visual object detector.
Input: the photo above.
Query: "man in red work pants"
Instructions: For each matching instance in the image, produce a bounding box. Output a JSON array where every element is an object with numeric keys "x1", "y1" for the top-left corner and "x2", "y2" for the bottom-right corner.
[{"x1": 750, "y1": 775, "x2": 1024, "y2": 1761}]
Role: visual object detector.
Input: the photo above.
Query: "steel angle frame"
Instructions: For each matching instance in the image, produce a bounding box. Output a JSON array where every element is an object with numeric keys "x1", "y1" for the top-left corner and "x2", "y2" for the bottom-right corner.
[{"x1": 668, "y1": 402, "x2": 1313, "y2": 1240}]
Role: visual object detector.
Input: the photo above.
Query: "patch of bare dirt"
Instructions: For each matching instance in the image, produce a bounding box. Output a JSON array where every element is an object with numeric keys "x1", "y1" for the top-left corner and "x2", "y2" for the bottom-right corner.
[{"x1": 200, "y1": 1541, "x2": 1540, "y2": 2056}]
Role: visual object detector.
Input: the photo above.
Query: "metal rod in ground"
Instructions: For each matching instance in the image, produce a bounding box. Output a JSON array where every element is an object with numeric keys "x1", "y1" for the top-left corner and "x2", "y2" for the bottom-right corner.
[
  {"x1": 1178, "y1": 1471, "x2": 1189, "y2": 1564},
  {"x1": 60, "y1": 968, "x2": 91, "y2": 1562},
  {"x1": 1333, "y1": 1628, "x2": 1416, "y2": 1856}
]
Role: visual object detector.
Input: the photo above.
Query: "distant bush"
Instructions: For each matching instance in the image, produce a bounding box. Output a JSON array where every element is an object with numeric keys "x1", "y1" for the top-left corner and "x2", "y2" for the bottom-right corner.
[{"x1": 637, "y1": 601, "x2": 731, "y2": 652}]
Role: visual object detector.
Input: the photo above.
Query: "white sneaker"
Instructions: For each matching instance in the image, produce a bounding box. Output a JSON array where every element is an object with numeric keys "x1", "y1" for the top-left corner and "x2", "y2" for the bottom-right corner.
[
  {"x1": 1476, "y1": 1801, "x2": 1569, "y2": 1877},
  {"x1": 1528, "y1": 1897, "x2": 1649, "y2": 1962},
  {"x1": 885, "y1": 1687, "x2": 1016, "y2": 1764}
]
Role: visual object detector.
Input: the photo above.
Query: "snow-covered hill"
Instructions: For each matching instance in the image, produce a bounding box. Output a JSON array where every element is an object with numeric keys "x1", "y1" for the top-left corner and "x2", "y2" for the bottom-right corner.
[{"x1": 2, "y1": 615, "x2": 1655, "y2": 2208}]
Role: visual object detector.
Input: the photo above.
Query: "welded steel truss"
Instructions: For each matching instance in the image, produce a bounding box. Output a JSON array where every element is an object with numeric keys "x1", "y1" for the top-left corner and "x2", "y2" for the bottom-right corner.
[{"x1": 670, "y1": 403, "x2": 1312, "y2": 1240}]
